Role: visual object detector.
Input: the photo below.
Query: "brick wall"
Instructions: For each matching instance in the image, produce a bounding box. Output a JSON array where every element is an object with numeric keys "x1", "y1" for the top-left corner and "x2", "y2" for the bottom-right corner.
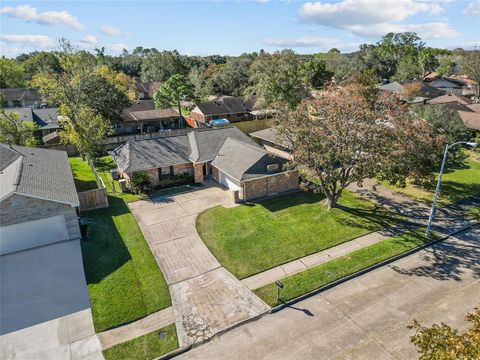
[
  {"x1": 0, "y1": 194, "x2": 80, "y2": 240},
  {"x1": 173, "y1": 163, "x2": 194, "y2": 176},
  {"x1": 193, "y1": 163, "x2": 204, "y2": 183},
  {"x1": 126, "y1": 163, "x2": 194, "y2": 187},
  {"x1": 243, "y1": 171, "x2": 299, "y2": 201},
  {"x1": 211, "y1": 165, "x2": 219, "y2": 182}
]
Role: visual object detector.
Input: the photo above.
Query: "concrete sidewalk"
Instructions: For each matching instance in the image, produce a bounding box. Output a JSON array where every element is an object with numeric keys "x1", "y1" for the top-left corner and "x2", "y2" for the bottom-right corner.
[
  {"x1": 97, "y1": 307, "x2": 175, "y2": 350},
  {"x1": 242, "y1": 228, "x2": 396, "y2": 290}
]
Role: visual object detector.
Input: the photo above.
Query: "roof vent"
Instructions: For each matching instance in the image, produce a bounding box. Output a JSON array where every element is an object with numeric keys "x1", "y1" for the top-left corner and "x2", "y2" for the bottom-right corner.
[{"x1": 266, "y1": 164, "x2": 279, "y2": 173}]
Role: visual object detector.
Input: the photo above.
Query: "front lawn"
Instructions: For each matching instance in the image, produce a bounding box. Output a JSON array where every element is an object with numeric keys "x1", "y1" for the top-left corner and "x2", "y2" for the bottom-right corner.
[
  {"x1": 382, "y1": 151, "x2": 480, "y2": 205},
  {"x1": 69, "y1": 157, "x2": 98, "y2": 192},
  {"x1": 196, "y1": 190, "x2": 402, "y2": 279},
  {"x1": 103, "y1": 324, "x2": 178, "y2": 360},
  {"x1": 254, "y1": 229, "x2": 432, "y2": 306},
  {"x1": 77, "y1": 157, "x2": 171, "y2": 332}
]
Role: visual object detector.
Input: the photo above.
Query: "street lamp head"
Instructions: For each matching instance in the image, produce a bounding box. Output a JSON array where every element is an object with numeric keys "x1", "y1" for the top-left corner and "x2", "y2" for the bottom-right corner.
[{"x1": 466, "y1": 142, "x2": 479, "y2": 148}]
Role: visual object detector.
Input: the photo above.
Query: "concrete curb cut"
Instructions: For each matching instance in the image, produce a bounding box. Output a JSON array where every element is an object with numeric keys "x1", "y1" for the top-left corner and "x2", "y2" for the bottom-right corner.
[
  {"x1": 155, "y1": 310, "x2": 270, "y2": 360},
  {"x1": 269, "y1": 221, "x2": 478, "y2": 314}
]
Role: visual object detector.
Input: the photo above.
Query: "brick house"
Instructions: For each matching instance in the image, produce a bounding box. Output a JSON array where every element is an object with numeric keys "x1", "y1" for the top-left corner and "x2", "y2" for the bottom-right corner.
[
  {"x1": 5, "y1": 107, "x2": 60, "y2": 139},
  {"x1": 0, "y1": 144, "x2": 80, "y2": 255},
  {"x1": 110, "y1": 127, "x2": 299, "y2": 201},
  {"x1": 189, "y1": 96, "x2": 255, "y2": 124}
]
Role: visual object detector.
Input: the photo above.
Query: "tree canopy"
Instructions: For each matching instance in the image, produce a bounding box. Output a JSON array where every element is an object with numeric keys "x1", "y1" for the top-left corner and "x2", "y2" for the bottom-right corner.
[{"x1": 0, "y1": 58, "x2": 26, "y2": 88}]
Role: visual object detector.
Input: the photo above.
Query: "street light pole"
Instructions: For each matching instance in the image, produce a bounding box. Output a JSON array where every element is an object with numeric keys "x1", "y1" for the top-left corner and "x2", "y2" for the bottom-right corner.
[{"x1": 425, "y1": 141, "x2": 478, "y2": 237}]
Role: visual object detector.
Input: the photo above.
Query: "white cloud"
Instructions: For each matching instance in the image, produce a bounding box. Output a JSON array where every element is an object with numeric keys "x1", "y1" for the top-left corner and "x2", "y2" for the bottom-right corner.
[
  {"x1": 0, "y1": 34, "x2": 54, "y2": 48},
  {"x1": 263, "y1": 36, "x2": 342, "y2": 48},
  {"x1": 0, "y1": 4, "x2": 83, "y2": 30},
  {"x1": 100, "y1": 25, "x2": 130, "y2": 36},
  {"x1": 0, "y1": 46, "x2": 24, "y2": 57},
  {"x1": 298, "y1": 0, "x2": 458, "y2": 39},
  {"x1": 105, "y1": 43, "x2": 128, "y2": 53},
  {"x1": 78, "y1": 35, "x2": 98, "y2": 48},
  {"x1": 463, "y1": 0, "x2": 480, "y2": 15}
]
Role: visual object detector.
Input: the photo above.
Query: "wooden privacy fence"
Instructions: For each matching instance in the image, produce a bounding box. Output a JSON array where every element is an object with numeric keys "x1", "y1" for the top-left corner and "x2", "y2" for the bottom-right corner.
[
  {"x1": 78, "y1": 187, "x2": 108, "y2": 211},
  {"x1": 78, "y1": 160, "x2": 109, "y2": 212}
]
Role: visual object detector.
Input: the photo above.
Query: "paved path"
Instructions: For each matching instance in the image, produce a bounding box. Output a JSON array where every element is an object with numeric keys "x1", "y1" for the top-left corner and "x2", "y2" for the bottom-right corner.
[
  {"x1": 242, "y1": 228, "x2": 397, "y2": 290},
  {"x1": 177, "y1": 226, "x2": 480, "y2": 360},
  {"x1": 98, "y1": 307, "x2": 174, "y2": 350},
  {"x1": 129, "y1": 185, "x2": 269, "y2": 347}
]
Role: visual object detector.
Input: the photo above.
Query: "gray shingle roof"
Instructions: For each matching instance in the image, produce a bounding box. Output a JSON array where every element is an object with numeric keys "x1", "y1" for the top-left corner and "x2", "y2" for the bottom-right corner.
[
  {"x1": 250, "y1": 128, "x2": 292, "y2": 149},
  {"x1": 120, "y1": 100, "x2": 155, "y2": 122},
  {"x1": 4, "y1": 107, "x2": 59, "y2": 129},
  {"x1": 194, "y1": 96, "x2": 252, "y2": 116},
  {"x1": 0, "y1": 144, "x2": 79, "y2": 206},
  {"x1": 211, "y1": 137, "x2": 286, "y2": 181},
  {"x1": 110, "y1": 127, "x2": 261, "y2": 173}
]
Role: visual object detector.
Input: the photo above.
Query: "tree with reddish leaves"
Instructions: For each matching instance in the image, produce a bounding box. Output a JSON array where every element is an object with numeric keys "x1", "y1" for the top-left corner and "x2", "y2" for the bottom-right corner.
[{"x1": 274, "y1": 84, "x2": 443, "y2": 210}]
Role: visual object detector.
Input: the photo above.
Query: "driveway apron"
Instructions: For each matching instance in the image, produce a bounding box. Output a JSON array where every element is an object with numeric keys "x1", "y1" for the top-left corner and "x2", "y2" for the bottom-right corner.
[{"x1": 129, "y1": 185, "x2": 269, "y2": 346}]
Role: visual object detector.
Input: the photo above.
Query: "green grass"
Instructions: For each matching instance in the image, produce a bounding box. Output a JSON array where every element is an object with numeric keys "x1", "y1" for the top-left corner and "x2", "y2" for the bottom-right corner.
[
  {"x1": 79, "y1": 156, "x2": 171, "y2": 332},
  {"x1": 254, "y1": 230, "x2": 433, "y2": 306},
  {"x1": 196, "y1": 190, "x2": 403, "y2": 279},
  {"x1": 69, "y1": 157, "x2": 98, "y2": 192},
  {"x1": 382, "y1": 151, "x2": 480, "y2": 206},
  {"x1": 103, "y1": 324, "x2": 178, "y2": 360}
]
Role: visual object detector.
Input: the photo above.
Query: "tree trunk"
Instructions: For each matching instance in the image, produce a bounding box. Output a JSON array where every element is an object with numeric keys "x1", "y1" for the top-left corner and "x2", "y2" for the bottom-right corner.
[{"x1": 325, "y1": 192, "x2": 341, "y2": 211}]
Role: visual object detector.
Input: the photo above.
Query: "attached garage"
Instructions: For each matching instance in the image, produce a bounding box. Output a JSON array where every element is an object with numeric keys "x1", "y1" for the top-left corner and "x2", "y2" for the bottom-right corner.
[
  {"x1": 0, "y1": 215, "x2": 69, "y2": 255},
  {"x1": 218, "y1": 171, "x2": 241, "y2": 191}
]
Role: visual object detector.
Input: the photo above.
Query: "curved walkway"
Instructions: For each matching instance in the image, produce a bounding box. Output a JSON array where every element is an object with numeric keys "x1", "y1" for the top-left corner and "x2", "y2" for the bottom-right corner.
[{"x1": 128, "y1": 184, "x2": 269, "y2": 347}]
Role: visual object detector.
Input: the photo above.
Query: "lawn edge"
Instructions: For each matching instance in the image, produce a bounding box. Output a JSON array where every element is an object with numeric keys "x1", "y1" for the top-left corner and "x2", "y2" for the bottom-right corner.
[{"x1": 268, "y1": 222, "x2": 478, "y2": 313}]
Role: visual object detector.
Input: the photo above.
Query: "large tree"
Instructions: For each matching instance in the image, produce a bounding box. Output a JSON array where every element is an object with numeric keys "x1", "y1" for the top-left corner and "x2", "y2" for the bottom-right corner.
[
  {"x1": 29, "y1": 41, "x2": 116, "y2": 159},
  {"x1": 274, "y1": 85, "x2": 442, "y2": 209},
  {"x1": 460, "y1": 49, "x2": 480, "y2": 96},
  {"x1": 250, "y1": 49, "x2": 309, "y2": 109},
  {"x1": 141, "y1": 50, "x2": 187, "y2": 82},
  {"x1": 409, "y1": 307, "x2": 480, "y2": 360},
  {"x1": 0, "y1": 57, "x2": 26, "y2": 88},
  {"x1": 154, "y1": 74, "x2": 194, "y2": 125},
  {"x1": 304, "y1": 56, "x2": 333, "y2": 89},
  {"x1": 209, "y1": 56, "x2": 252, "y2": 97}
]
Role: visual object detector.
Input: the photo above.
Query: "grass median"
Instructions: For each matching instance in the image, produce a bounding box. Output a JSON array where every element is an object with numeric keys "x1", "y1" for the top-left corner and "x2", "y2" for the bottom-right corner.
[
  {"x1": 103, "y1": 324, "x2": 178, "y2": 360},
  {"x1": 254, "y1": 229, "x2": 434, "y2": 307}
]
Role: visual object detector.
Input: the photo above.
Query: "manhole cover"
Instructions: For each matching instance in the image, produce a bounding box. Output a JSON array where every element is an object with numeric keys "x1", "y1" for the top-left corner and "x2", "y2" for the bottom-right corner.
[{"x1": 158, "y1": 332, "x2": 167, "y2": 340}]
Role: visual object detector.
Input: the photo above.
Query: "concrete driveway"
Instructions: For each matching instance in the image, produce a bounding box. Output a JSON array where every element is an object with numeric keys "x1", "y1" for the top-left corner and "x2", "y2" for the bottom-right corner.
[
  {"x1": 177, "y1": 226, "x2": 480, "y2": 359},
  {"x1": 0, "y1": 240, "x2": 102, "y2": 359},
  {"x1": 129, "y1": 184, "x2": 269, "y2": 347}
]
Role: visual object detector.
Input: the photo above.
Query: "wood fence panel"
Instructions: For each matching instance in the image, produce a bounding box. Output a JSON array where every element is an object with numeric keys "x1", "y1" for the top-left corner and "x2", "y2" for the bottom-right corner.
[{"x1": 78, "y1": 187, "x2": 108, "y2": 212}]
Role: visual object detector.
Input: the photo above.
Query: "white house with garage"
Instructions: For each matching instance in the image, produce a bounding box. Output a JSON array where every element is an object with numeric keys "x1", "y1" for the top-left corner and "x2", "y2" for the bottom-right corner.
[{"x1": 0, "y1": 144, "x2": 81, "y2": 255}]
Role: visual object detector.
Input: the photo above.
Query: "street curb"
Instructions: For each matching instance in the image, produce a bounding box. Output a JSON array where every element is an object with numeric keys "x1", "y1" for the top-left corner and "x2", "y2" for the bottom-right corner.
[
  {"x1": 155, "y1": 310, "x2": 270, "y2": 360},
  {"x1": 269, "y1": 221, "x2": 478, "y2": 313}
]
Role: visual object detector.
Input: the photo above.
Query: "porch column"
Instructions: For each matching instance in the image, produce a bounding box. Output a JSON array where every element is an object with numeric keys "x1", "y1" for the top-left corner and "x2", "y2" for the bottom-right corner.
[{"x1": 193, "y1": 163, "x2": 204, "y2": 184}]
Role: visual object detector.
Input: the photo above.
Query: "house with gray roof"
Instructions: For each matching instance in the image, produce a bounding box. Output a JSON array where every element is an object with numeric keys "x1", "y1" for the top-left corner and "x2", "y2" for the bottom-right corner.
[
  {"x1": 190, "y1": 96, "x2": 255, "y2": 124},
  {"x1": 250, "y1": 127, "x2": 293, "y2": 160},
  {"x1": 4, "y1": 107, "x2": 59, "y2": 139},
  {"x1": 0, "y1": 88, "x2": 43, "y2": 108},
  {"x1": 0, "y1": 144, "x2": 80, "y2": 255},
  {"x1": 110, "y1": 127, "x2": 298, "y2": 201}
]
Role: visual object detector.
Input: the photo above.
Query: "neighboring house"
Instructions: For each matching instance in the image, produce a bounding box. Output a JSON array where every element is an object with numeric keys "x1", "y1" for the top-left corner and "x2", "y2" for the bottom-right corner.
[
  {"x1": 378, "y1": 81, "x2": 444, "y2": 100},
  {"x1": 117, "y1": 100, "x2": 181, "y2": 134},
  {"x1": 190, "y1": 96, "x2": 255, "y2": 123},
  {"x1": 428, "y1": 77, "x2": 478, "y2": 97},
  {"x1": 5, "y1": 107, "x2": 60, "y2": 139},
  {"x1": 110, "y1": 126, "x2": 299, "y2": 201},
  {"x1": 250, "y1": 127, "x2": 293, "y2": 160},
  {"x1": 427, "y1": 93, "x2": 473, "y2": 106},
  {"x1": 134, "y1": 77, "x2": 161, "y2": 99},
  {"x1": 427, "y1": 94, "x2": 480, "y2": 131},
  {"x1": 0, "y1": 144, "x2": 80, "y2": 255},
  {"x1": 0, "y1": 88, "x2": 43, "y2": 108}
]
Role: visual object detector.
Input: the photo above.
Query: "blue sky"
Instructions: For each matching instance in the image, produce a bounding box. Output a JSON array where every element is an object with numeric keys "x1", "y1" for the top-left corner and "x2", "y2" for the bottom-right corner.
[{"x1": 1, "y1": 0, "x2": 479, "y2": 57}]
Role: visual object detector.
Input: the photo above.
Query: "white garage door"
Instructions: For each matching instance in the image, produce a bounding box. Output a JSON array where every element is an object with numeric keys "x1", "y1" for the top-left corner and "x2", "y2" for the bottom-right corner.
[
  {"x1": 219, "y1": 171, "x2": 241, "y2": 191},
  {"x1": 0, "y1": 215, "x2": 69, "y2": 255}
]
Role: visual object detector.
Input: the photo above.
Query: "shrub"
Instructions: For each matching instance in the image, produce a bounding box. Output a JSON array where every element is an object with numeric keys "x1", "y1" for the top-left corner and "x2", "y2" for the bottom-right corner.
[{"x1": 130, "y1": 172, "x2": 151, "y2": 194}]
